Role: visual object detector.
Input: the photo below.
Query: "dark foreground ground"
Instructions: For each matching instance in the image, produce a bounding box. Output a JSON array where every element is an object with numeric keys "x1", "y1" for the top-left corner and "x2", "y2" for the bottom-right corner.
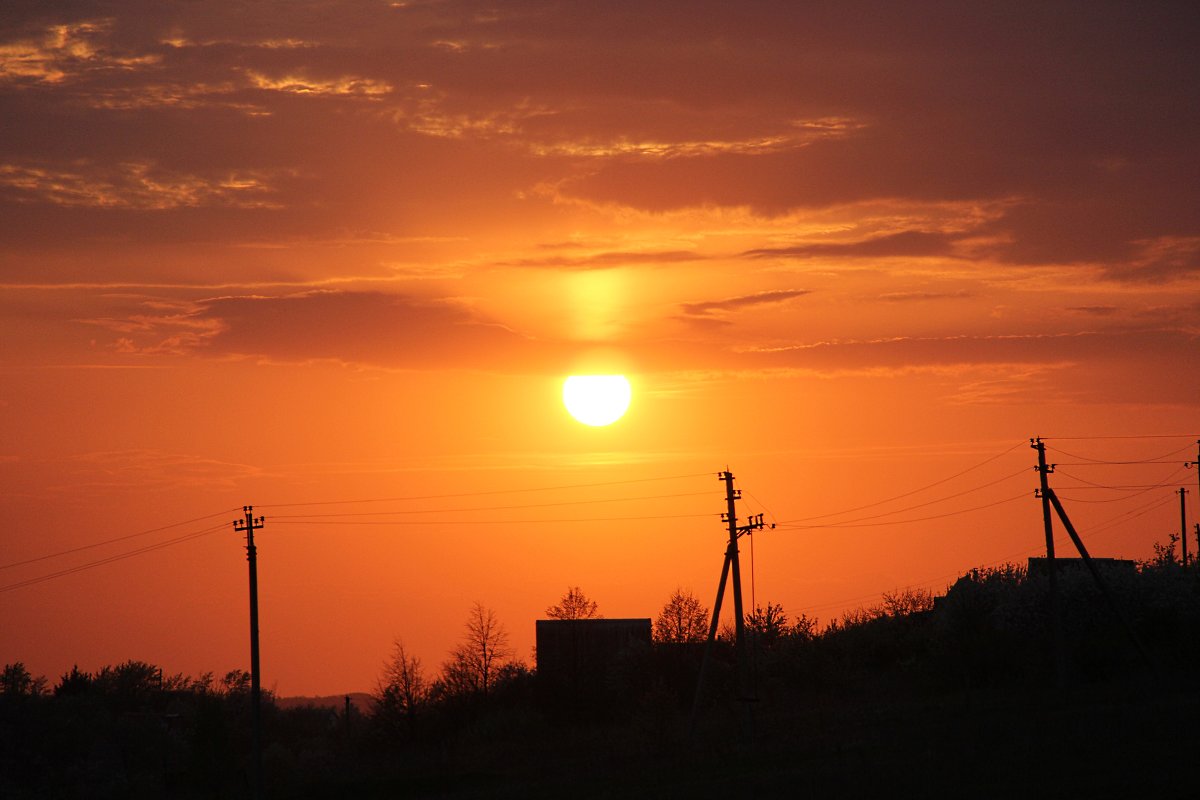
[
  {"x1": 6, "y1": 562, "x2": 1199, "y2": 798},
  {"x1": 348, "y1": 681, "x2": 1199, "y2": 800}
]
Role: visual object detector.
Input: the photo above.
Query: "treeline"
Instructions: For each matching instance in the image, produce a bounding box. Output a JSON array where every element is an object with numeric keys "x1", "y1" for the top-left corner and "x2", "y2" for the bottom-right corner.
[{"x1": 3, "y1": 556, "x2": 1200, "y2": 798}]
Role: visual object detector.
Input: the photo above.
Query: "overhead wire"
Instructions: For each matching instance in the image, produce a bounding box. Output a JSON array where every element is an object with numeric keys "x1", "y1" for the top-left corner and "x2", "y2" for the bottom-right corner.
[
  {"x1": 1041, "y1": 434, "x2": 1198, "y2": 440},
  {"x1": 778, "y1": 440, "x2": 1026, "y2": 524},
  {"x1": 791, "y1": 484, "x2": 1181, "y2": 619},
  {"x1": 738, "y1": 485, "x2": 778, "y2": 612},
  {"x1": 271, "y1": 512, "x2": 718, "y2": 526},
  {"x1": 1053, "y1": 463, "x2": 1191, "y2": 501},
  {"x1": 1053, "y1": 459, "x2": 1187, "y2": 466},
  {"x1": 1045, "y1": 442, "x2": 1195, "y2": 464},
  {"x1": 260, "y1": 471, "x2": 714, "y2": 509},
  {"x1": 5, "y1": 437, "x2": 1187, "y2": 601},
  {"x1": 268, "y1": 490, "x2": 717, "y2": 520},
  {"x1": 0, "y1": 507, "x2": 242, "y2": 572},
  {"x1": 778, "y1": 492, "x2": 1029, "y2": 530},
  {"x1": 0, "y1": 522, "x2": 229, "y2": 595},
  {"x1": 780, "y1": 467, "x2": 1029, "y2": 528},
  {"x1": 0, "y1": 471, "x2": 717, "y2": 593}
]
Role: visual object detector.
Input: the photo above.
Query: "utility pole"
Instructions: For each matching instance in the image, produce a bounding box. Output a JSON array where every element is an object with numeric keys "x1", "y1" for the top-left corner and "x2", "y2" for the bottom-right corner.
[
  {"x1": 1032, "y1": 438, "x2": 1065, "y2": 687},
  {"x1": 1030, "y1": 445, "x2": 1153, "y2": 671},
  {"x1": 722, "y1": 470, "x2": 749, "y2": 703},
  {"x1": 1179, "y1": 489, "x2": 1189, "y2": 567},
  {"x1": 1187, "y1": 441, "x2": 1200, "y2": 566},
  {"x1": 234, "y1": 506, "x2": 265, "y2": 800},
  {"x1": 690, "y1": 471, "x2": 769, "y2": 740}
]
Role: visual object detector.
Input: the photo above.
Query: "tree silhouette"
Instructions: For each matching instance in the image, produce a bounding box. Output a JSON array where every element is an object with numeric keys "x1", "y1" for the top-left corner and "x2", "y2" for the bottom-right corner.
[
  {"x1": 881, "y1": 587, "x2": 935, "y2": 617},
  {"x1": 546, "y1": 586, "x2": 602, "y2": 619},
  {"x1": 745, "y1": 602, "x2": 790, "y2": 647},
  {"x1": 54, "y1": 665, "x2": 91, "y2": 696},
  {"x1": 377, "y1": 639, "x2": 428, "y2": 732},
  {"x1": 1, "y1": 662, "x2": 46, "y2": 698},
  {"x1": 653, "y1": 588, "x2": 709, "y2": 643},
  {"x1": 443, "y1": 602, "x2": 513, "y2": 699}
]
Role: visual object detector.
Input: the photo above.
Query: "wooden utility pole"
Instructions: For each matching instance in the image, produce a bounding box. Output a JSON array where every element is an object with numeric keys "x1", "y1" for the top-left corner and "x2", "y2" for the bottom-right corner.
[
  {"x1": 1032, "y1": 438, "x2": 1065, "y2": 686},
  {"x1": 722, "y1": 470, "x2": 749, "y2": 702},
  {"x1": 1179, "y1": 489, "x2": 1189, "y2": 567},
  {"x1": 234, "y1": 506, "x2": 266, "y2": 800},
  {"x1": 1187, "y1": 440, "x2": 1200, "y2": 565},
  {"x1": 690, "y1": 471, "x2": 768, "y2": 739}
]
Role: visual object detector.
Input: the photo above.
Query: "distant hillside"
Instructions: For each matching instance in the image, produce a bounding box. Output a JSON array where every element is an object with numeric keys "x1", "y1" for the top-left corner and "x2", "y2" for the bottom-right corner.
[{"x1": 276, "y1": 692, "x2": 374, "y2": 714}]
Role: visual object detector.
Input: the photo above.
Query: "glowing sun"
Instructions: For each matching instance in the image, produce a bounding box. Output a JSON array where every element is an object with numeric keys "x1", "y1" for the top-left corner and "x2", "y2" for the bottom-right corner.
[{"x1": 562, "y1": 375, "x2": 632, "y2": 426}]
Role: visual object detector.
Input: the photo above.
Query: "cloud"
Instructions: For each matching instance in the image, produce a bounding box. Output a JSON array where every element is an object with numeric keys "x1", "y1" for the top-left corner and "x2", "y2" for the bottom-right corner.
[
  {"x1": 1101, "y1": 236, "x2": 1200, "y2": 283},
  {"x1": 0, "y1": 160, "x2": 286, "y2": 209},
  {"x1": 246, "y1": 71, "x2": 392, "y2": 97},
  {"x1": 190, "y1": 290, "x2": 551, "y2": 371},
  {"x1": 0, "y1": 20, "x2": 159, "y2": 85},
  {"x1": 501, "y1": 249, "x2": 703, "y2": 270},
  {"x1": 679, "y1": 289, "x2": 812, "y2": 320},
  {"x1": 50, "y1": 449, "x2": 264, "y2": 492},
  {"x1": 735, "y1": 328, "x2": 1199, "y2": 377},
  {"x1": 744, "y1": 230, "x2": 960, "y2": 259},
  {"x1": 877, "y1": 290, "x2": 973, "y2": 302}
]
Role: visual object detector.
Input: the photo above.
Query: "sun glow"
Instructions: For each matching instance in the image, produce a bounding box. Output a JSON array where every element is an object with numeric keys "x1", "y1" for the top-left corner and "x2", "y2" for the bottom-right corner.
[{"x1": 562, "y1": 375, "x2": 632, "y2": 426}]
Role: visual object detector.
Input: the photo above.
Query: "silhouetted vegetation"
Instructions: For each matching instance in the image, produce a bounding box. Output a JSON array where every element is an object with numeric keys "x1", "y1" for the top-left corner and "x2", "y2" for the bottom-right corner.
[
  {"x1": 653, "y1": 587, "x2": 709, "y2": 643},
  {"x1": 545, "y1": 586, "x2": 601, "y2": 620},
  {"x1": 4, "y1": 557, "x2": 1200, "y2": 797}
]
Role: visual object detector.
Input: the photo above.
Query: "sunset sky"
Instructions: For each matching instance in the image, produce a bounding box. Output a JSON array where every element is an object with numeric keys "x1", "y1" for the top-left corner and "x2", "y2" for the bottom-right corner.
[{"x1": 2, "y1": 1, "x2": 1198, "y2": 696}]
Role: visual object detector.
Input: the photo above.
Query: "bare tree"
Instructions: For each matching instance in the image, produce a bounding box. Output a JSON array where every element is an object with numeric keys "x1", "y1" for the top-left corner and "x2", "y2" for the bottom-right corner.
[
  {"x1": 653, "y1": 588, "x2": 709, "y2": 643},
  {"x1": 545, "y1": 586, "x2": 601, "y2": 620},
  {"x1": 445, "y1": 602, "x2": 513, "y2": 698},
  {"x1": 376, "y1": 640, "x2": 428, "y2": 728},
  {"x1": 881, "y1": 588, "x2": 935, "y2": 617}
]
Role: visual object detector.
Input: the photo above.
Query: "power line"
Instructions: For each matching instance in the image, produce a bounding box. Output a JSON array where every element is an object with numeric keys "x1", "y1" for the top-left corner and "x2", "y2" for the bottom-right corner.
[
  {"x1": 0, "y1": 523, "x2": 228, "y2": 594},
  {"x1": 260, "y1": 471, "x2": 713, "y2": 509},
  {"x1": 1045, "y1": 442, "x2": 1195, "y2": 464},
  {"x1": 1041, "y1": 434, "x2": 1198, "y2": 440},
  {"x1": 778, "y1": 492, "x2": 1028, "y2": 530},
  {"x1": 790, "y1": 490, "x2": 1179, "y2": 619},
  {"x1": 1052, "y1": 460, "x2": 1187, "y2": 467},
  {"x1": 271, "y1": 512, "x2": 718, "y2": 526},
  {"x1": 0, "y1": 478, "x2": 714, "y2": 579},
  {"x1": 1084, "y1": 493, "x2": 1177, "y2": 537},
  {"x1": 0, "y1": 507, "x2": 241, "y2": 572},
  {"x1": 780, "y1": 441, "x2": 1026, "y2": 524},
  {"x1": 268, "y1": 490, "x2": 716, "y2": 520},
  {"x1": 777, "y1": 467, "x2": 1028, "y2": 527}
]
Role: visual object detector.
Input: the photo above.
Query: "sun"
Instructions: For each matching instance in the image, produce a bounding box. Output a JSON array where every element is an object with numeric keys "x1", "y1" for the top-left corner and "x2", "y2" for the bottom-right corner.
[{"x1": 562, "y1": 375, "x2": 632, "y2": 426}]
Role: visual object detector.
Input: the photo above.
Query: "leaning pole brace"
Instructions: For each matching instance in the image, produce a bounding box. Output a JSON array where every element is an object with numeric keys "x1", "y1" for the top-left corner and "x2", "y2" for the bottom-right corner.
[{"x1": 1043, "y1": 488, "x2": 1155, "y2": 671}]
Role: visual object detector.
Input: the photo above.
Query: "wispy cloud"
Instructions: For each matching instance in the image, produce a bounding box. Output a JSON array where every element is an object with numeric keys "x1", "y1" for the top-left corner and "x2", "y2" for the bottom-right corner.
[
  {"x1": 501, "y1": 250, "x2": 703, "y2": 270},
  {"x1": 0, "y1": 20, "x2": 158, "y2": 85},
  {"x1": 247, "y1": 71, "x2": 392, "y2": 97},
  {"x1": 877, "y1": 290, "x2": 973, "y2": 302},
  {"x1": 744, "y1": 230, "x2": 960, "y2": 259},
  {"x1": 679, "y1": 289, "x2": 812, "y2": 322},
  {"x1": 0, "y1": 161, "x2": 286, "y2": 209}
]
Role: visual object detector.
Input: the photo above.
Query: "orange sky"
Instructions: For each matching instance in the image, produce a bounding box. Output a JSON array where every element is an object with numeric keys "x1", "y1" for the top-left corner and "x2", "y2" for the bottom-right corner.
[{"x1": 2, "y1": 2, "x2": 1198, "y2": 695}]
